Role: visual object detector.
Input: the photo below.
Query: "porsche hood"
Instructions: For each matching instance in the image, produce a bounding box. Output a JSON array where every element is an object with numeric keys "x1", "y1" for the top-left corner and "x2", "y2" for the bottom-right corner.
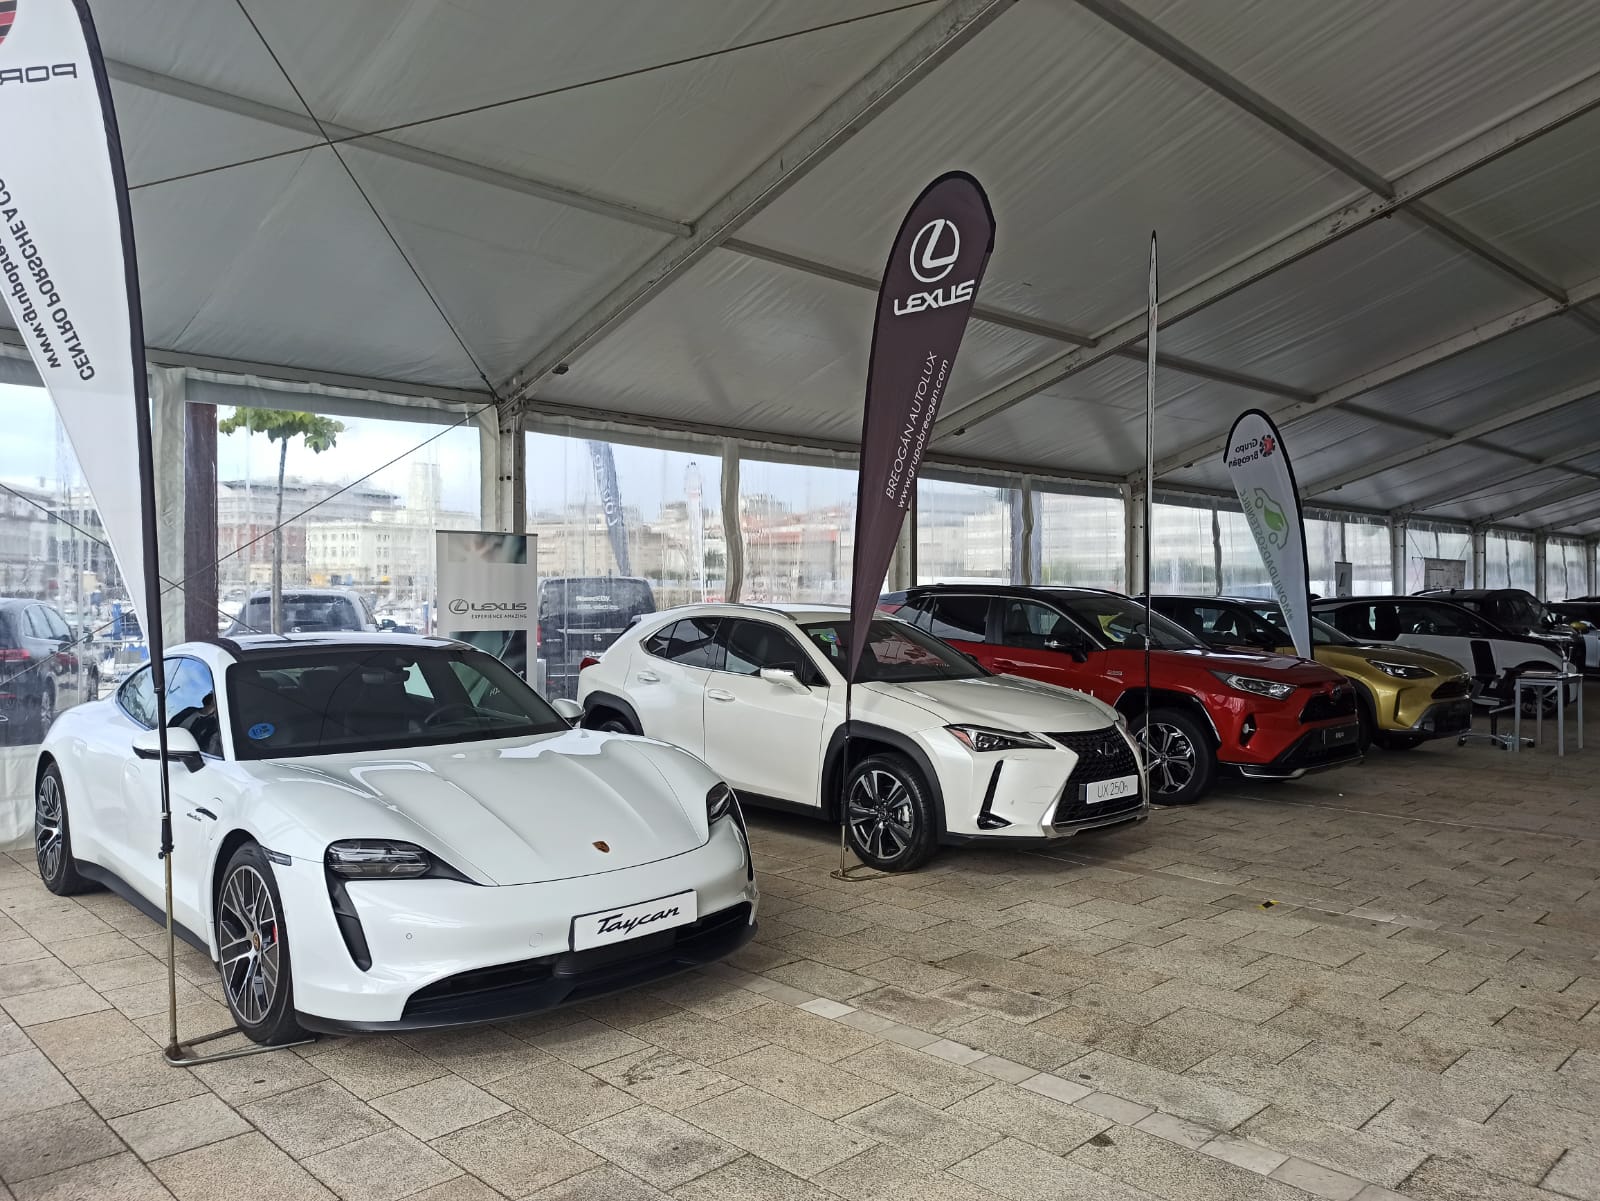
[{"x1": 249, "y1": 730, "x2": 716, "y2": 886}]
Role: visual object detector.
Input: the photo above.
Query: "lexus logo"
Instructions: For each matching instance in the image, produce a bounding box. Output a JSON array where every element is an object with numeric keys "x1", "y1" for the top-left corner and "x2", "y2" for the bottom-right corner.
[
  {"x1": 909, "y1": 218, "x2": 960, "y2": 284},
  {"x1": 0, "y1": 1, "x2": 15, "y2": 49},
  {"x1": 447, "y1": 598, "x2": 469, "y2": 615}
]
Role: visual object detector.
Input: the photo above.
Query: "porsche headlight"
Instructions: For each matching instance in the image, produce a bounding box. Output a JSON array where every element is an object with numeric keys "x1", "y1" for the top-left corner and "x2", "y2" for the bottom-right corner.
[
  {"x1": 707, "y1": 782, "x2": 737, "y2": 823},
  {"x1": 1210, "y1": 672, "x2": 1295, "y2": 701},
  {"x1": 946, "y1": 725, "x2": 1053, "y2": 752},
  {"x1": 1370, "y1": 660, "x2": 1432, "y2": 680},
  {"x1": 325, "y1": 839, "x2": 432, "y2": 879}
]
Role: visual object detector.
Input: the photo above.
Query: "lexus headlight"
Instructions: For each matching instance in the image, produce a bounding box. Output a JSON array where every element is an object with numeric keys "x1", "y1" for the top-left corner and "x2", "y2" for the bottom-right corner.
[
  {"x1": 707, "y1": 782, "x2": 737, "y2": 823},
  {"x1": 326, "y1": 839, "x2": 432, "y2": 879},
  {"x1": 1210, "y1": 672, "x2": 1295, "y2": 701},
  {"x1": 1370, "y1": 660, "x2": 1432, "y2": 680},
  {"x1": 946, "y1": 725, "x2": 1053, "y2": 752}
]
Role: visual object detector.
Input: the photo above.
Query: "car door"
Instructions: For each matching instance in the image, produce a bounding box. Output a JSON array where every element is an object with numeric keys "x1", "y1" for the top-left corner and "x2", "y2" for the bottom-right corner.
[
  {"x1": 39, "y1": 605, "x2": 82, "y2": 708},
  {"x1": 120, "y1": 657, "x2": 223, "y2": 927},
  {"x1": 992, "y1": 597, "x2": 1103, "y2": 695},
  {"x1": 1389, "y1": 602, "x2": 1476, "y2": 670},
  {"x1": 629, "y1": 617, "x2": 721, "y2": 756},
  {"x1": 701, "y1": 618, "x2": 828, "y2": 805}
]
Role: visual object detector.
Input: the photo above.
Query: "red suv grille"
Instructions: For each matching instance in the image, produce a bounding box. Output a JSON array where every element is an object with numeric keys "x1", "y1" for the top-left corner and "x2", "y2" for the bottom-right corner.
[{"x1": 1299, "y1": 685, "x2": 1356, "y2": 724}]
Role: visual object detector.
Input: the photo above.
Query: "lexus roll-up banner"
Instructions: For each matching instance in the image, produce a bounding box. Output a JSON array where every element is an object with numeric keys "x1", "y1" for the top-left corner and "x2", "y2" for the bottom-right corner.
[
  {"x1": 846, "y1": 172, "x2": 995, "y2": 681},
  {"x1": 0, "y1": 0, "x2": 155, "y2": 629},
  {"x1": 1224, "y1": 409, "x2": 1313, "y2": 659},
  {"x1": 586, "y1": 440, "x2": 632, "y2": 576}
]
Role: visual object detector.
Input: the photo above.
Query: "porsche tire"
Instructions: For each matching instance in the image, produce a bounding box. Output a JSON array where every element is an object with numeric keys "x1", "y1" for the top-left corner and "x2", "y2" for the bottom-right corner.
[
  {"x1": 215, "y1": 843, "x2": 306, "y2": 1046},
  {"x1": 35, "y1": 765, "x2": 94, "y2": 896}
]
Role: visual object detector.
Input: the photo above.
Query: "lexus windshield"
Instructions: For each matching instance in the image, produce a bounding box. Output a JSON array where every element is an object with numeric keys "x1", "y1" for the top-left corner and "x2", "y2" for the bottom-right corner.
[
  {"x1": 1056, "y1": 595, "x2": 1201, "y2": 651},
  {"x1": 802, "y1": 619, "x2": 985, "y2": 684},
  {"x1": 227, "y1": 646, "x2": 567, "y2": 759}
]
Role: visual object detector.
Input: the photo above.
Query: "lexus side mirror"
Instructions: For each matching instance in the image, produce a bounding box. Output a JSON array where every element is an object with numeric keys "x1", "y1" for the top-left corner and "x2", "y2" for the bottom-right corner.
[
  {"x1": 760, "y1": 667, "x2": 805, "y2": 692},
  {"x1": 132, "y1": 727, "x2": 205, "y2": 772},
  {"x1": 551, "y1": 697, "x2": 584, "y2": 724}
]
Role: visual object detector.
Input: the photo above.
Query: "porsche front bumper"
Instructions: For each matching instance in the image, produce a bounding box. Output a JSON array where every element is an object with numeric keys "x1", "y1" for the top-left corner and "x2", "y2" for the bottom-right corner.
[{"x1": 275, "y1": 817, "x2": 757, "y2": 1029}]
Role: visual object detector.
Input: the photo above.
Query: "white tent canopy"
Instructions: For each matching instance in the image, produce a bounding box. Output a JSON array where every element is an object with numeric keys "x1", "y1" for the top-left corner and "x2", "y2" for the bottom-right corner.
[{"x1": 6, "y1": 0, "x2": 1600, "y2": 536}]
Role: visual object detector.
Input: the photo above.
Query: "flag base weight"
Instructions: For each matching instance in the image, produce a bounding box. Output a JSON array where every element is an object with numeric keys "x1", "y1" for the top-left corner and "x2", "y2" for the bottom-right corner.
[
  {"x1": 829, "y1": 818, "x2": 888, "y2": 883},
  {"x1": 164, "y1": 1026, "x2": 313, "y2": 1068}
]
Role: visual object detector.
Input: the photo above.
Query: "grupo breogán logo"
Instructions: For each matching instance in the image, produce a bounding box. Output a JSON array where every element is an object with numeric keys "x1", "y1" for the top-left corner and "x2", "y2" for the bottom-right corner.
[{"x1": 909, "y1": 218, "x2": 960, "y2": 284}]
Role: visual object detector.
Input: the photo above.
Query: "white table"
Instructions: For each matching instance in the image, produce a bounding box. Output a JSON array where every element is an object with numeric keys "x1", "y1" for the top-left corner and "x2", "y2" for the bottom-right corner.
[{"x1": 1513, "y1": 671, "x2": 1584, "y2": 756}]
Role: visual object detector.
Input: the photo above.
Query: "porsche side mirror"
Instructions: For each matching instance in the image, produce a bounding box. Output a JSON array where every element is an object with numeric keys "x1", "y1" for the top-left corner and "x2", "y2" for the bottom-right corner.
[
  {"x1": 133, "y1": 727, "x2": 205, "y2": 772},
  {"x1": 760, "y1": 667, "x2": 806, "y2": 692},
  {"x1": 551, "y1": 697, "x2": 584, "y2": 724}
]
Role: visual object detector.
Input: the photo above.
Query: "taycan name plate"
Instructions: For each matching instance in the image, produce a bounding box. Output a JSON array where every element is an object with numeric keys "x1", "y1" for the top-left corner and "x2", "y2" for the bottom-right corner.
[
  {"x1": 574, "y1": 890, "x2": 698, "y2": 951},
  {"x1": 1084, "y1": 775, "x2": 1139, "y2": 804}
]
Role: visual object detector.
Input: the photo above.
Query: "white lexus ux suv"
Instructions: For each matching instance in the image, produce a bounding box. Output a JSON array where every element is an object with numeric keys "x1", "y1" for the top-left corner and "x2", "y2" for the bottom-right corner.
[{"x1": 579, "y1": 605, "x2": 1148, "y2": 871}]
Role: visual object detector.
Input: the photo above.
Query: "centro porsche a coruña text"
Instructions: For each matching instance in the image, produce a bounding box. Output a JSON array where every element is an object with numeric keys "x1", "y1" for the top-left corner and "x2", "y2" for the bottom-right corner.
[{"x1": 33, "y1": 633, "x2": 756, "y2": 1044}]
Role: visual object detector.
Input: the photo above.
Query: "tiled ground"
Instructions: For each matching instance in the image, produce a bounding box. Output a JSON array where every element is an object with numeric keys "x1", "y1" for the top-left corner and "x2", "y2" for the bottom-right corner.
[{"x1": 1, "y1": 693, "x2": 1597, "y2": 1201}]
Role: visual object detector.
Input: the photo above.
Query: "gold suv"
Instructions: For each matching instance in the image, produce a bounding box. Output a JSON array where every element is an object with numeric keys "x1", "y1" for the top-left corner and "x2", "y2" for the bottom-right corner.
[{"x1": 1146, "y1": 596, "x2": 1473, "y2": 751}]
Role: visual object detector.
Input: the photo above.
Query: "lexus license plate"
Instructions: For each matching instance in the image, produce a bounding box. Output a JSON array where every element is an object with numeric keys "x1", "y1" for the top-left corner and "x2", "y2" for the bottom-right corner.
[
  {"x1": 572, "y1": 890, "x2": 697, "y2": 951},
  {"x1": 1082, "y1": 775, "x2": 1139, "y2": 804}
]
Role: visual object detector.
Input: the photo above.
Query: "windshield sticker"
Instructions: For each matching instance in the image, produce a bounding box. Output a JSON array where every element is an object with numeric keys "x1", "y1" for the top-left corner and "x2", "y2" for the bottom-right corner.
[
  {"x1": 246, "y1": 722, "x2": 276, "y2": 741},
  {"x1": 816, "y1": 628, "x2": 841, "y2": 644}
]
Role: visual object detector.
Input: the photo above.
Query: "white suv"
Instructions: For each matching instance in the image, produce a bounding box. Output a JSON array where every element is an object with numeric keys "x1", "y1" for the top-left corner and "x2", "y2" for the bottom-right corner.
[{"x1": 578, "y1": 603, "x2": 1147, "y2": 872}]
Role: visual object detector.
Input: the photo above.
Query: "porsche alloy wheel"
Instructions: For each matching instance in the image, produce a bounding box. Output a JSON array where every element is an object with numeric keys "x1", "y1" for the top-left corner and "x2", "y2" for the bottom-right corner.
[
  {"x1": 1134, "y1": 708, "x2": 1214, "y2": 805},
  {"x1": 216, "y1": 845, "x2": 305, "y2": 1044},
  {"x1": 843, "y1": 754, "x2": 937, "y2": 872},
  {"x1": 35, "y1": 765, "x2": 92, "y2": 895}
]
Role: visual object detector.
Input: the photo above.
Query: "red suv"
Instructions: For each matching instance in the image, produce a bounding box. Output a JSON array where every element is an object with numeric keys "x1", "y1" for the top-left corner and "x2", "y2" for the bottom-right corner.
[{"x1": 881, "y1": 585, "x2": 1360, "y2": 804}]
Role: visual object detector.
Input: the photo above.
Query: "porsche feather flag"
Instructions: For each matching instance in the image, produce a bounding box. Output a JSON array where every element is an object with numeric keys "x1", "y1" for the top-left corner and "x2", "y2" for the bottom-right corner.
[
  {"x1": 1224, "y1": 409, "x2": 1313, "y2": 659},
  {"x1": 847, "y1": 172, "x2": 995, "y2": 682},
  {"x1": 0, "y1": 0, "x2": 156, "y2": 634}
]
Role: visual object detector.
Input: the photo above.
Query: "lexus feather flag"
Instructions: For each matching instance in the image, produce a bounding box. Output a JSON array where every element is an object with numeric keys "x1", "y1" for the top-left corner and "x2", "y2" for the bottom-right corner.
[
  {"x1": 847, "y1": 172, "x2": 995, "y2": 682},
  {"x1": 1224, "y1": 410, "x2": 1313, "y2": 659},
  {"x1": 0, "y1": 0, "x2": 156, "y2": 635}
]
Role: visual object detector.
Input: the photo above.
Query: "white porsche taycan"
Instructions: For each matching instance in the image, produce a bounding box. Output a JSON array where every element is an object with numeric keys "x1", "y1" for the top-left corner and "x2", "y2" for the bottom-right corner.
[{"x1": 33, "y1": 634, "x2": 757, "y2": 1044}]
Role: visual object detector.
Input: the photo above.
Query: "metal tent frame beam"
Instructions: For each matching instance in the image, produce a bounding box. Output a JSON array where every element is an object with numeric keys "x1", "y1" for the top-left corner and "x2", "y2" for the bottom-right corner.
[
  {"x1": 1303, "y1": 378, "x2": 1600, "y2": 497},
  {"x1": 499, "y1": 0, "x2": 1017, "y2": 413},
  {"x1": 1404, "y1": 435, "x2": 1600, "y2": 516},
  {"x1": 1494, "y1": 478, "x2": 1600, "y2": 526},
  {"x1": 1155, "y1": 272, "x2": 1600, "y2": 477},
  {"x1": 931, "y1": 11, "x2": 1600, "y2": 440},
  {"x1": 109, "y1": 61, "x2": 692, "y2": 236}
]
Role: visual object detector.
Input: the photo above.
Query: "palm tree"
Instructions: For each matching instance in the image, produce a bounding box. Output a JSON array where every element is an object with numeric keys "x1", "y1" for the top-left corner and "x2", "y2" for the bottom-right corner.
[{"x1": 217, "y1": 409, "x2": 344, "y2": 632}]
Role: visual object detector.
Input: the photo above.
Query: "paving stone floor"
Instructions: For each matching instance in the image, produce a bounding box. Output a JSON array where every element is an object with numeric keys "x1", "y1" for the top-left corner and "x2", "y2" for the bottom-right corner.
[{"x1": 0, "y1": 694, "x2": 1596, "y2": 1200}]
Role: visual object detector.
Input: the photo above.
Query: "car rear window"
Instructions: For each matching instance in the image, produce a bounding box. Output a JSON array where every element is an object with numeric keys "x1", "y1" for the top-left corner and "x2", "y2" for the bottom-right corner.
[
  {"x1": 238, "y1": 594, "x2": 364, "y2": 633},
  {"x1": 540, "y1": 579, "x2": 655, "y2": 621}
]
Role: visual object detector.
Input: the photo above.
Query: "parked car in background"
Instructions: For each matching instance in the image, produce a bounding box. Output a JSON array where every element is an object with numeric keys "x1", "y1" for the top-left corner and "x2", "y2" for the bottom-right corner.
[
  {"x1": 1417, "y1": 588, "x2": 1597, "y2": 672},
  {"x1": 226, "y1": 588, "x2": 381, "y2": 636},
  {"x1": 879, "y1": 585, "x2": 1360, "y2": 805},
  {"x1": 0, "y1": 598, "x2": 99, "y2": 741},
  {"x1": 539, "y1": 577, "x2": 656, "y2": 700},
  {"x1": 1147, "y1": 595, "x2": 1472, "y2": 751},
  {"x1": 35, "y1": 634, "x2": 756, "y2": 1043},
  {"x1": 580, "y1": 603, "x2": 1146, "y2": 871},
  {"x1": 1312, "y1": 595, "x2": 1575, "y2": 700}
]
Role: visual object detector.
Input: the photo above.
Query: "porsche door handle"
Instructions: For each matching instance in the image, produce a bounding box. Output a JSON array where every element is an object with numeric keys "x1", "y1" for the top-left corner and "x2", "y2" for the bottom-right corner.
[
  {"x1": 635, "y1": 670, "x2": 660, "y2": 684},
  {"x1": 708, "y1": 689, "x2": 736, "y2": 702},
  {"x1": 186, "y1": 807, "x2": 217, "y2": 822}
]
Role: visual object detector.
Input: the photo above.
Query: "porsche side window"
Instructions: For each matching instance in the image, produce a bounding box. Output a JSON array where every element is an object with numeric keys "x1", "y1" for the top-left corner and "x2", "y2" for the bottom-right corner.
[
  {"x1": 166, "y1": 658, "x2": 222, "y2": 758},
  {"x1": 118, "y1": 667, "x2": 158, "y2": 728},
  {"x1": 644, "y1": 618, "x2": 723, "y2": 669}
]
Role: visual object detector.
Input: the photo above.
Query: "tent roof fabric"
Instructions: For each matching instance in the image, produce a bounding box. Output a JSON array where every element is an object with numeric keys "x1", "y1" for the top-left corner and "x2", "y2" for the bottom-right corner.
[{"x1": 9, "y1": 0, "x2": 1600, "y2": 535}]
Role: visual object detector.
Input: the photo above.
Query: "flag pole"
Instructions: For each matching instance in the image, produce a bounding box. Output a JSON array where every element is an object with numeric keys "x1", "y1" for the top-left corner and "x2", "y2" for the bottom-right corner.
[{"x1": 1143, "y1": 234, "x2": 1157, "y2": 755}]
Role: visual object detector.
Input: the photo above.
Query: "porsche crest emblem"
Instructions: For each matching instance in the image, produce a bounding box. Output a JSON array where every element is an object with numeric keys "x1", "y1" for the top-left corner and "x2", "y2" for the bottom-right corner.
[
  {"x1": 592, "y1": 840, "x2": 610, "y2": 853},
  {"x1": 0, "y1": 0, "x2": 16, "y2": 49}
]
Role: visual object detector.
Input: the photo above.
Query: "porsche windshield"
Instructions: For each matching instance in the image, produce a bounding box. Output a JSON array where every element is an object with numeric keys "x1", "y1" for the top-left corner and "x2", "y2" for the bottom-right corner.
[
  {"x1": 802, "y1": 619, "x2": 985, "y2": 683},
  {"x1": 226, "y1": 646, "x2": 566, "y2": 759}
]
